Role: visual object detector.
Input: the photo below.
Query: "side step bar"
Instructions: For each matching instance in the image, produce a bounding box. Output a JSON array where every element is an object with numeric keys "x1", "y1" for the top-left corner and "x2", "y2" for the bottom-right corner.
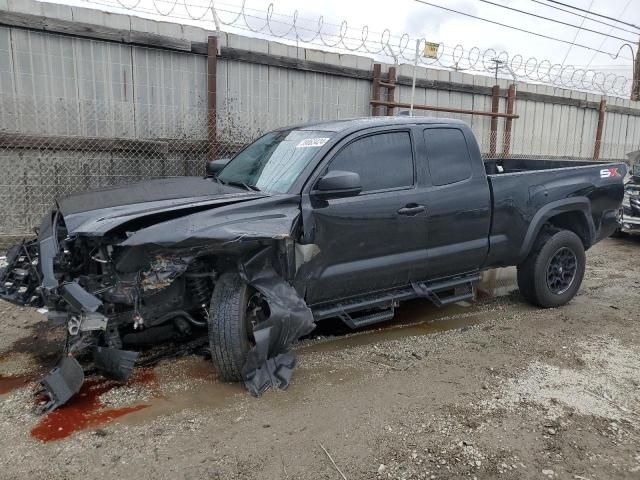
[
  {"x1": 313, "y1": 273, "x2": 480, "y2": 328},
  {"x1": 339, "y1": 309, "x2": 396, "y2": 329},
  {"x1": 412, "y1": 273, "x2": 479, "y2": 307}
]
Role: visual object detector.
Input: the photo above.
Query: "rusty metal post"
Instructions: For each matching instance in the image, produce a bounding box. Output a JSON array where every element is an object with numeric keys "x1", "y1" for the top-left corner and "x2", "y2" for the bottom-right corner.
[
  {"x1": 207, "y1": 36, "x2": 217, "y2": 160},
  {"x1": 489, "y1": 85, "x2": 500, "y2": 157},
  {"x1": 386, "y1": 67, "x2": 396, "y2": 116},
  {"x1": 631, "y1": 39, "x2": 639, "y2": 101},
  {"x1": 593, "y1": 98, "x2": 606, "y2": 160},
  {"x1": 371, "y1": 63, "x2": 381, "y2": 116},
  {"x1": 369, "y1": 100, "x2": 518, "y2": 118},
  {"x1": 502, "y1": 84, "x2": 516, "y2": 157}
]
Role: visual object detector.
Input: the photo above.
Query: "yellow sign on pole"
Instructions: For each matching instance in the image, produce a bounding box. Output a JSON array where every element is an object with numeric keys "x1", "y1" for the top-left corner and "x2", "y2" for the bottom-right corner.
[{"x1": 423, "y1": 42, "x2": 440, "y2": 59}]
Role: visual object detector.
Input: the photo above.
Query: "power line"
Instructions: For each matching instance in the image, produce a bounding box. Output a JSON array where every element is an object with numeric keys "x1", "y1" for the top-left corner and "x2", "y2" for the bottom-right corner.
[
  {"x1": 475, "y1": 0, "x2": 635, "y2": 44},
  {"x1": 542, "y1": 0, "x2": 640, "y2": 31},
  {"x1": 585, "y1": 0, "x2": 634, "y2": 69},
  {"x1": 561, "y1": 0, "x2": 594, "y2": 66},
  {"x1": 412, "y1": 0, "x2": 634, "y2": 60},
  {"x1": 526, "y1": 0, "x2": 639, "y2": 35}
]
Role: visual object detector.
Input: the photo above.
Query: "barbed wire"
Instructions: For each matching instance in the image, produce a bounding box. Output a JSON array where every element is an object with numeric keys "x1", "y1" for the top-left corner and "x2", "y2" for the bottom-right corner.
[{"x1": 75, "y1": 0, "x2": 636, "y2": 97}]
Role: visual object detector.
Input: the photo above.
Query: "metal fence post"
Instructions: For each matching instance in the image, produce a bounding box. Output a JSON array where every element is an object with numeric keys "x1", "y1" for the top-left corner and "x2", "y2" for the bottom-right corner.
[
  {"x1": 593, "y1": 98, "x2": 606, "y2": 160},
  {"x1": 371, "y1": 64, "x2": 381, "y2": 116},
  {"x1": 386, "y1": 67, "x2": 396, "y2": 116},
  {"x1": 489, "y1": 85, "x2": 500, "y2": 157},
  {"x1": 502, "y1": 84, "x2": 516, "y2": 157},
  {"x1": 207, "y1": 35, "x2": 218, "y2": 160}
]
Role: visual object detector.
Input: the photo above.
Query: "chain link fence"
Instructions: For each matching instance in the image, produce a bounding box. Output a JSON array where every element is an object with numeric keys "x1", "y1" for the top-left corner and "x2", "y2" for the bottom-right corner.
[
  {"x1": 1, "y1": 27, "x2": 638, "y2": 248},
  {"x1": 1, "y1": 96, "x2": 635, "y2": 247}
]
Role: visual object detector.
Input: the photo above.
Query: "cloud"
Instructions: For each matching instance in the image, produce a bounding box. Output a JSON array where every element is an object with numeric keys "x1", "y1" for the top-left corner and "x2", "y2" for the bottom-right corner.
[{"x1": 403, "y1": 0, "x2": 479, "y2": 37}]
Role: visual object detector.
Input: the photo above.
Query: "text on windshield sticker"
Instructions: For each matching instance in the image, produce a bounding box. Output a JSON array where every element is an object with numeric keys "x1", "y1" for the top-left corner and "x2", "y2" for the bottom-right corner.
[{"x1": 296, "y1": 138, "x2": 330, "y2": 148}]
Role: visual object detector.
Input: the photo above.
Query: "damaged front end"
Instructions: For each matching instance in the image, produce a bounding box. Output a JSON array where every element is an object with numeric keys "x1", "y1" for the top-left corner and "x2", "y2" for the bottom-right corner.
[
  {"x1": 24, "y1": 211, "x2": 217, "y2": 411},
  {"x1": 1, "y1": 184, "x2": 315, "y2": 411}
]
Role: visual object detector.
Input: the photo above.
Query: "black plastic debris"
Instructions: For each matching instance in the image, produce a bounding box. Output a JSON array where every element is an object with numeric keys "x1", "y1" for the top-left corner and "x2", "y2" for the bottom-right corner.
[
  {"x1": 240, "y1": 247, "x2": 315, "y2": 396},
  {"x1": 38, "y1": 356, "x2": 85, "y2": 413},
  {"x1": 61, "y1": 282, "x2": 103, "y2": 313},
  {"x1": 242, "y1": 328, "x2": 298, "y2": 395},
  {"x1": 46, "y1": 310, "x2": 68, "y2": 326},
  {"x1": 93, "y1": 347, "x2": 139, "y2": 382}
]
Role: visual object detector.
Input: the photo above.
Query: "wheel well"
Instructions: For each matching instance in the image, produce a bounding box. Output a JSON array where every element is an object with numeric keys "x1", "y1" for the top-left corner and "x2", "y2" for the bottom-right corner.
[{"x1": 547, "y1": 212, "x2": 591, "y2": 248}]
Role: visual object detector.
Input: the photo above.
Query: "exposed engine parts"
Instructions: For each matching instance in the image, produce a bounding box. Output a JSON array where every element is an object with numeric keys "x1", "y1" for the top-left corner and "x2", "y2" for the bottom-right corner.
[{"x1": 5, "y1": 224, "x2": 220, "y2": 410}]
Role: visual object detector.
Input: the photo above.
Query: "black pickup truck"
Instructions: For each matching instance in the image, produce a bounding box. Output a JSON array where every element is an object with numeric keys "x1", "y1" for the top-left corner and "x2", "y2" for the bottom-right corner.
[{"x1": 0, "y1": 117, "x2": 625, "y2": 409}]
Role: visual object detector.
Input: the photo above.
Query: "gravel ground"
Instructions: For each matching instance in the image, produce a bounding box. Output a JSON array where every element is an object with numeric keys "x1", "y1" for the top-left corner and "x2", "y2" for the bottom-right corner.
[{"x1": 0, "y1": 236, "x2": 639, "y2": 479}]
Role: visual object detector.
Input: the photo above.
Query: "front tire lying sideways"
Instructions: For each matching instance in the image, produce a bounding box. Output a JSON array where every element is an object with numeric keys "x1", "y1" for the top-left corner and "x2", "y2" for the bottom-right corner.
[{"x1": 517, "y1": 229, "x2": 586, "y2": 308}]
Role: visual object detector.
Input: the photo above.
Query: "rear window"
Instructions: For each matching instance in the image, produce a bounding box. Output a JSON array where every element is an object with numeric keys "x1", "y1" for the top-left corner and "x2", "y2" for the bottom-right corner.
[
  {"x1": 329, "y1": 132, "x2": 414, "y2": 192},
  {"x1": 424, "y1": 128, "x2": 472, "y2": 186}
]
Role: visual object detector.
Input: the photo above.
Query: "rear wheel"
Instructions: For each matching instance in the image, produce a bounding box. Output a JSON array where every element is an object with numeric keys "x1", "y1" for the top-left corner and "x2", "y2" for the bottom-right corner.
[
  {"x1": 207, "y1": 272, "x2": 255, "y2": 381},
  {"x1": 517, "y1": 229, "x2": 586, "y2": 308}
]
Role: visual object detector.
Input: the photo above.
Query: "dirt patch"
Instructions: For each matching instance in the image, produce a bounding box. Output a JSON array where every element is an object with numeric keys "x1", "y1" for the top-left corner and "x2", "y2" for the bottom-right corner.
[{"x1": 493, "y1": 336, "x2": 640, "y2": 423}]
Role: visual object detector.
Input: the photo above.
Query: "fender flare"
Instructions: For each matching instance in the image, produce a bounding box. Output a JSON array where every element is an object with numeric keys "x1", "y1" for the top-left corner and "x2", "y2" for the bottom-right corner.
[{"x1": 518, "y1": 197, "x2": 596, "y2": 262}]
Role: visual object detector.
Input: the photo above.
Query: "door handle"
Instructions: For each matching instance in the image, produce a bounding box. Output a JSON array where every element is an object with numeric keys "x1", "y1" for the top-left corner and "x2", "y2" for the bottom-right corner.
[{"x1": 397, "y1": 204, "x2": 426, "y2": 216}]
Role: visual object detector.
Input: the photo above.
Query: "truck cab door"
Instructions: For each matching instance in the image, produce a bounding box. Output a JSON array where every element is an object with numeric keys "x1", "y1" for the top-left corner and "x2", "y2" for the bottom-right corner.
[
  {"x1": 420, "y1": 126, "x2": 491, "y2": 278},
  {"x1": 299, "y1": 129, "x2": 430, "y2": 305}
]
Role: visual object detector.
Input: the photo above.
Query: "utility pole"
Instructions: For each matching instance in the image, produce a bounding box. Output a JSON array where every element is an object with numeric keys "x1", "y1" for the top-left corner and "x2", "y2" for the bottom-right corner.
[{"x1": 632, "y1": 39, "x2": 640, "y2": 101}]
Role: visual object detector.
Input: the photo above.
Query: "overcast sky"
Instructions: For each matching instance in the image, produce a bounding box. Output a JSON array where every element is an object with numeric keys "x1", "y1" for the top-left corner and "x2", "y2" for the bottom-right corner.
[{"x1": 58, "y1": 0, "x2": 638, "y2": 80}]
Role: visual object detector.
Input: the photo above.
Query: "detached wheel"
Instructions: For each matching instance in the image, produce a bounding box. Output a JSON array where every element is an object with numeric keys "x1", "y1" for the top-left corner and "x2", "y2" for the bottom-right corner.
[
  {"x1": 517, "y1": 229, "x2": 586, "y2": 308},
  {"x1": 208, "y1": 272, "x2": 255, "y2": 381}
]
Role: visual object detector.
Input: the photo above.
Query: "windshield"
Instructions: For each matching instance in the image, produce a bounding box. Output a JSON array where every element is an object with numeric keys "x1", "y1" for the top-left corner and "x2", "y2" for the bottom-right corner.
[{"x1": 218, "y1": 130, "x2": 333, "y2": 193}]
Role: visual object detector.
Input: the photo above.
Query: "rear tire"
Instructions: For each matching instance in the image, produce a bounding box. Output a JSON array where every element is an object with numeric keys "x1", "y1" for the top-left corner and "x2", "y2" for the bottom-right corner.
[
  {"x1": 517, "y1": 229, "x2": 586, "y2": 308},
  {"x1": 208, "y1": 272, "x2": 253, "y2": 382}
]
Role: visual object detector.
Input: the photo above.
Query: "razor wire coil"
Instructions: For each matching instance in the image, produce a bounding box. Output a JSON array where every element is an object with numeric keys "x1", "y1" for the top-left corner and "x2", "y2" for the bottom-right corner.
[{"x1": 72, "y1": 0, "x2": 638, "y2": 97}]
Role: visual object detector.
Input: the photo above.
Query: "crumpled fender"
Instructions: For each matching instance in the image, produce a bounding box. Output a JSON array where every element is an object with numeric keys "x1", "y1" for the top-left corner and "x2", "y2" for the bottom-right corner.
[{"x1": 238, "y1": 247, "x2": 315, "y2": 396}]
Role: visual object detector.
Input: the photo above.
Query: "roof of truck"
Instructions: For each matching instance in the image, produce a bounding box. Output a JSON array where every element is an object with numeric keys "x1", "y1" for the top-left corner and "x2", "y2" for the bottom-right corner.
[{"x1": 278, "y1": 116, "x2": 467, "y2": 133}]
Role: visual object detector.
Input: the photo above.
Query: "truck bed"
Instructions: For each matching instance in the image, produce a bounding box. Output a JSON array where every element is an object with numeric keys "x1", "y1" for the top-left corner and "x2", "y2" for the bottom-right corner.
[
  {"x1": 483, "y1": 157, "x2": 612, "y2": 175},
  {"x1": 482, "y1": 157, "x2": 626, "y2": 268}
]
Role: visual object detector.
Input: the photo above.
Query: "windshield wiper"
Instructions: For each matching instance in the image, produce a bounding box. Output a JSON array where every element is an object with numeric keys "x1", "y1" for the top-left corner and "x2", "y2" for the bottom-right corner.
[{"x1": 224, "y1": 180, "x2": 260, "y2": 192}]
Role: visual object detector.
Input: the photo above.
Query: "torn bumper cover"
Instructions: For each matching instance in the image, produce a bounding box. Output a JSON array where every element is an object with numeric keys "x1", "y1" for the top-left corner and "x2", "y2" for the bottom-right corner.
[{"x1": 240, "y1": 248, "x2": 315, "y2": 396}]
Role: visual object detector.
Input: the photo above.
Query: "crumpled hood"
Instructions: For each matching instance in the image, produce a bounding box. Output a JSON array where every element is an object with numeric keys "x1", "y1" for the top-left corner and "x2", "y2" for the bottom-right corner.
[
  {"x1": 119, "y1": 194, "x2": 302, "y2": 248},
  {"x1": 57, "y1": 177, "x2": 266, "y2": 235}
]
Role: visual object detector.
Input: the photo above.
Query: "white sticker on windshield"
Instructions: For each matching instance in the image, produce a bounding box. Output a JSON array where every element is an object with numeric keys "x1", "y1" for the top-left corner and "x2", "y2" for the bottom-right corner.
[{"x1": 296, "y1": 137, "x2": 330, "y2": 148}]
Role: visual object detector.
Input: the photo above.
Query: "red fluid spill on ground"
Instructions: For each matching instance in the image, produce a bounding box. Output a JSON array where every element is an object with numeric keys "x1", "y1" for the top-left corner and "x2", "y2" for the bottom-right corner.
[
  {"x1": 31, "y1": 369, "x2": 156, "y2": 442},
  {"x1": 0, "y1": 374, "x2": 33, "y2": 394}
]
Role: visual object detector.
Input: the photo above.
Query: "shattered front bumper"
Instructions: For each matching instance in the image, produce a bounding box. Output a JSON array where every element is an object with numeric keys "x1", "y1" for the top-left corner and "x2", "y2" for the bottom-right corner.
[
  {"x1": 41, "y1": 282, "x2": 141, "y2": 409},
  {"x1": 0, "y1": 239, "x2": 43, "y2": 307},
  {"x1": 1, "y1": 224, "x2": 142, "y2": 411}
]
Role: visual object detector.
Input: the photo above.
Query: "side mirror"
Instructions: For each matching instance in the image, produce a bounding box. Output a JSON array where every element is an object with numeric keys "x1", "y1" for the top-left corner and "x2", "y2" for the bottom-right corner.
[
  {"x1": 206, "y1": 158, "x2": 231, "y2": 177},
  {"x1": 313, "y1": 170, "x2": 362, "y2": 199}
]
